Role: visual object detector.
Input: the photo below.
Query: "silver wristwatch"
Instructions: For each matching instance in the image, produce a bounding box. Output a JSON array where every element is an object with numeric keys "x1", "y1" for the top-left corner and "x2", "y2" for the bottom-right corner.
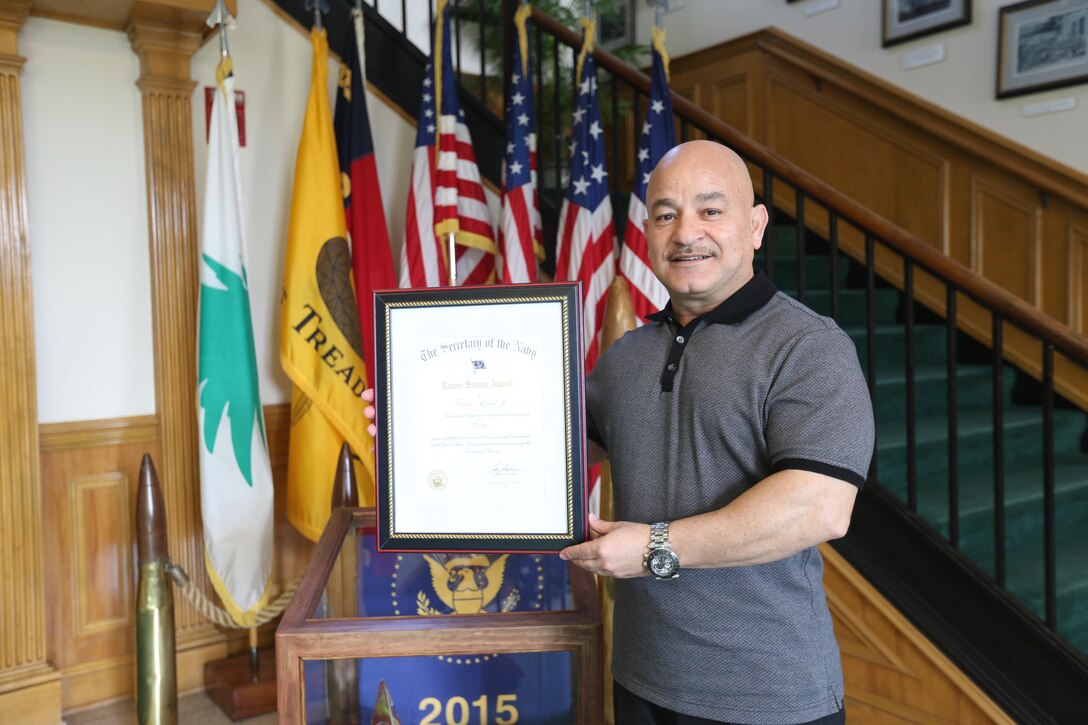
[{"x1": 645, "y1": 521, "x2": 680, "y2": 579}]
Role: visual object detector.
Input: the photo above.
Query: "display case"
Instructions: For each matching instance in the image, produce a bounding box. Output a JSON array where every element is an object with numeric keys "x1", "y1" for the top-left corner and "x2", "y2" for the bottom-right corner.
[{"x1": 276, "y1": 508, "x2": 603, "y2": 724}]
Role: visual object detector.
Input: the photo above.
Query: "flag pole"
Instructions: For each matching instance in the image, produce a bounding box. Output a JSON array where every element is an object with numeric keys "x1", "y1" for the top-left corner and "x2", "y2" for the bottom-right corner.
[
  {"x1": 448, "y1": 232, "x2": 457, "y2": 285},
  {"x1": 305, "y1": 0, "x2": 328, "y2": 31}
]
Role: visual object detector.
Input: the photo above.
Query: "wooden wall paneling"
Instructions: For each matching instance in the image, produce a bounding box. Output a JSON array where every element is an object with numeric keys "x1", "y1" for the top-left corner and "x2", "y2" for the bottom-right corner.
[
  {"x1": 71, "y1": 473, "x2": 133, "y2": 638},
  {"x1": 37, "y1": 405, "x2": 314, "y2": 714},
  {"x1": 969, "y1": 175, "x2": 1041, "y2": 306},
  {"x1": 765, "y1": 73, "x2": 948, "y2": 253},
  {"x1": 823, "y1": 546, "x2": 1014, "y2": 724},
  {"x1": 0, "y1": 2, "x2": 62, "y2": 723},
  {"x1": 1070, "y1": 224, "x2": 1088, "y2": 334},
  {"x1": 39, "y1": 417, "x2": 159, "y2": 710},
  {"x1": 708, "y1": 72, "x2": 750, "y2": 138}
]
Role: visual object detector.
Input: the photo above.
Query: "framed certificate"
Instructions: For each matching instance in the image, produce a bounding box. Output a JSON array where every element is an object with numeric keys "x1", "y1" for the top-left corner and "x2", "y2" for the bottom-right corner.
[{"x1": 374, "y1": 283, "x2": 587, "y2": 553}]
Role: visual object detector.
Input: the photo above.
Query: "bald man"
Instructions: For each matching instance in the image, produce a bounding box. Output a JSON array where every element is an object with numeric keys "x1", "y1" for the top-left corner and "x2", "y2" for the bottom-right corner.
[{"x1": 560, "y1": 141, "x2": 875, "y2": 724}]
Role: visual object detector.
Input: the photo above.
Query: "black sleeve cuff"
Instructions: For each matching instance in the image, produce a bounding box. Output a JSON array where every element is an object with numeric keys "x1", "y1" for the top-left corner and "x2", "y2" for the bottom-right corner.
[{"x1": 772, "y1": 458, "x2": 866, "y2": 489}]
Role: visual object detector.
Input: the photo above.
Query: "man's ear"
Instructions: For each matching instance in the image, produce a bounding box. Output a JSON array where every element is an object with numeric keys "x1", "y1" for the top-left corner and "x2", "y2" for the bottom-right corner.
[{"x1": 751, "y1": 204, "x2": 770, "y2": 250}]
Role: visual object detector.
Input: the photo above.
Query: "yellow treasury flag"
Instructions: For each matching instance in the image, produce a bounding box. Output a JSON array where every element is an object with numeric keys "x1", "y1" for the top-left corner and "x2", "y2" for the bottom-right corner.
[{"x1": 281, "y1": 27, "x2": 374, "y2": 541}]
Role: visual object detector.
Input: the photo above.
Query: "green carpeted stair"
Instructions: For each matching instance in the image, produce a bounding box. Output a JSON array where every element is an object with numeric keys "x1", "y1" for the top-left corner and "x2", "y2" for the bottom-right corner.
[{"x1": 755, "y1": 223, "x2": 1088, "y2": 656}]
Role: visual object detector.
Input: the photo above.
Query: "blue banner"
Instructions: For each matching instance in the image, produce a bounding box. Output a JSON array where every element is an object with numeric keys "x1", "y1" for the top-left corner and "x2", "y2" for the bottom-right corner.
[{"x1": 304, "y1": 531, "x2": 576, "y2": 724}]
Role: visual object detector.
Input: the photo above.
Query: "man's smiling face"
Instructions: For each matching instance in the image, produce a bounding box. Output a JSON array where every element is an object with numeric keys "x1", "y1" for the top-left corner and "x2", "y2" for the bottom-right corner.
[{"x1": 644, "y1": 141, "x2": 769, "y2": 325}]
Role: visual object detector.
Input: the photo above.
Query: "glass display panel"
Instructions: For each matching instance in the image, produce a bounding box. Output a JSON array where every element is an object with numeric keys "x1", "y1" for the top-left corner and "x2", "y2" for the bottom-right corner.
[
  {"x1": 307, "y1": 523, "x2": 574, "y2": 621},
  {"x1": 302, "y1": 651, "x2": 577, "y2": 725}
]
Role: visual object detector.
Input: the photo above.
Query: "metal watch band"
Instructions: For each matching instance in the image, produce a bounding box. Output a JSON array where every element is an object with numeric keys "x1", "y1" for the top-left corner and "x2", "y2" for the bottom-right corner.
[{"x1": 650, "y1": 521, "x2": 671, "y2": 550}]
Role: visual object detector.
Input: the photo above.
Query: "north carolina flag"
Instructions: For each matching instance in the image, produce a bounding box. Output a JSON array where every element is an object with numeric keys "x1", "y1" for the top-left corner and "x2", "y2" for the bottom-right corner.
[
  {"x1": 197, "y1": 54, "x2": 274, "y2": 626},
  {"x1": 334, "y1": 6, "x2": 396, "y2": 378},
  {"x1": 500, "y1": 3, "x2": 543, "y2": 283},
  {"x1": 620, "y1": 25, "x2": 674, "y2": 321},
  {"x1": 281, "y1": 27, "x2": 374, "y2": 542},
  {"x1": 555, "y1": 16, "x2": 615, "y2": 373}
]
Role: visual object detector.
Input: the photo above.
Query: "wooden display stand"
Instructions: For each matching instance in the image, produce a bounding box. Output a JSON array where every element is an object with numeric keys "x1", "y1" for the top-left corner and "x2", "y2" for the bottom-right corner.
[
  {"x1": 276, "y1": 508, "x2": 603, "y2": 724},
  {"x1": 204, "y1": 647, "x2": 277, "y2": 721}
]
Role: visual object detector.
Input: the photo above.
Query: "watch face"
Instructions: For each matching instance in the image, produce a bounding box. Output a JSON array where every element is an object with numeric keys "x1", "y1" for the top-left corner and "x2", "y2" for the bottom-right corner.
[{"x1": 649, "y1": 549, "x2": 679, "y2": 578}]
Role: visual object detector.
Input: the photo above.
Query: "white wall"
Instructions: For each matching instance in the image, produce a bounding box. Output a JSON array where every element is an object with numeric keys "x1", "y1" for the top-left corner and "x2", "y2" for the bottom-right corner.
[
  {"x1": 22, "y1": 18, "x2": 156, "y2": 424},
  {"x1": 637, "y1": 0, "x2": 1087, "y2": 175}
]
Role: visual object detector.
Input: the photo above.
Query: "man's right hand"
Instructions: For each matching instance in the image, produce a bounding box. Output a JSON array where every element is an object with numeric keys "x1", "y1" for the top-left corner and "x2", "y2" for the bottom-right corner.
[{"x1": 361, "y1": 388, "x2": 377, "y2": 437}]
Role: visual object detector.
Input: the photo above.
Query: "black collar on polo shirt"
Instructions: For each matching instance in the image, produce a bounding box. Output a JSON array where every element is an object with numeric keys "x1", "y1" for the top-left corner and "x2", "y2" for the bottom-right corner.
[{"x1": 646, "y1": 272, "x2": 777, "y2": 392}]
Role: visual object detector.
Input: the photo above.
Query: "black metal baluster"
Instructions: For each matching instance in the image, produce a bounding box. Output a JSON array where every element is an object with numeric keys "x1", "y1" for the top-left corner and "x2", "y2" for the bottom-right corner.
[
  {"x1": 947, "y1": 285, "x2": 959, "y2": 548},
  {"x1": 904, "y1": 259, "x2": 917, "y2": 513},
  {"x1": 535, "y1": 20, "x2": 543, "y2": 167},
  {"x1": 478, "y1": 0, "x2": 486, "y2": 100},
  {"x1": 611, "y1": 75, "x2": 619, "y2": 197},
  {"x1": 763, "y1": 170, "x2": 774, "y2": 280},
  {"x1": 828, "y1": 211, "x2": 839, "y2": 321},
  {"x1": 680, "y1": 117, "x2": 688, "y2": 142},
  {"x1": 866, "y1": 235, "x2": 878, "y2": 482},
  {"x1": 401, "y1": 0, "x2": 407, "y2": 34},
  {"x1": 1042, "y1": 343, "x2": 1056, "y2": 629},
  {"x1": 455, "y1": 0, "x2": 462, "y2": 84},
  {"x1": 993, "y1": 315, "x2": 1006, "y2": 586},
  {"x1": 552, "y1": 35, "x2": 561, "y2": 196},
  {"x1": 795, "y1": 190, "x2": 805, "y2": 303}
]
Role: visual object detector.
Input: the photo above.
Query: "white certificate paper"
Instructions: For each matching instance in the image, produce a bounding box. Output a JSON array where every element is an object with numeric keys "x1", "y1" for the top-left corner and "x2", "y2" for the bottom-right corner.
[{"x1": 375, "y1": 285, "x2": 585, "y2": 551}]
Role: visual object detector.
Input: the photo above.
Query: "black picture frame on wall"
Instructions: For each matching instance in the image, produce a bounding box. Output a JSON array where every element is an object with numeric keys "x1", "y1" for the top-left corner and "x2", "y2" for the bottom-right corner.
[
  {"x1": 997, "y1": 0, "x2": 1088, "y2": 98},
  {"x1": 599, "y1": 0, "x2": 636, "y2": 51},
  {"x1": 883, "y1": 0, "x2": 972, "y2": 47}
]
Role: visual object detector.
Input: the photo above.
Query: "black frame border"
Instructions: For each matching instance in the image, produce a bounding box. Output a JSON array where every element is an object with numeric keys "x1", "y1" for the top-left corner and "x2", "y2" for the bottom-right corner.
[{"x1": 374, "y1": 282, "x2": 586, "y2": 553}]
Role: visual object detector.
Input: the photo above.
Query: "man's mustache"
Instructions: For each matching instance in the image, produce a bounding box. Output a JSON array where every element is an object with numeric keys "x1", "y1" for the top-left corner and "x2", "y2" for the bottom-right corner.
[{"x1": 667, "y1": 246, "x2": 717, "y2": 261}]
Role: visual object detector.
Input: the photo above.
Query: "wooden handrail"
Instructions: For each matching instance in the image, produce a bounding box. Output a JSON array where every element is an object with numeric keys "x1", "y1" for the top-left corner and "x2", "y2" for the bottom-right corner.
[{"x1": 529, "y1": 7, "x2": 1088, "y2": 370}]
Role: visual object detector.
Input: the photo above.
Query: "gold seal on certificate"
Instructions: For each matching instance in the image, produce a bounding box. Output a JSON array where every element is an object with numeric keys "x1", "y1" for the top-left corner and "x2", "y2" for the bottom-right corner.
[
  {"x1": 374, "y1": 284, "x2": 588, "y2": 553},
  {"x1": 427, "y1": 470, "x2": 447, "y2": 491}
]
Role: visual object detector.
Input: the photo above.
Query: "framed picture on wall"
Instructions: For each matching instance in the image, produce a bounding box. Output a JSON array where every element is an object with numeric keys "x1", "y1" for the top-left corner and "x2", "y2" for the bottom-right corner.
[
  {"x1": 883, "y1": 0, "x2": 972, "y2": 47},
  {"x1": 599, "y1": 0, "x2": 636, "y2": 51},
  {"x1": 997, "y1": 0, "x2": 1088, "y2": 98}
]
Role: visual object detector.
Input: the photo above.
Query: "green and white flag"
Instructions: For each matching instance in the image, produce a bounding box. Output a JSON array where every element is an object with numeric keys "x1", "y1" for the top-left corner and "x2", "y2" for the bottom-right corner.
[{"x1": 197, "y1": 55, "x2": 274, "y2": 627}]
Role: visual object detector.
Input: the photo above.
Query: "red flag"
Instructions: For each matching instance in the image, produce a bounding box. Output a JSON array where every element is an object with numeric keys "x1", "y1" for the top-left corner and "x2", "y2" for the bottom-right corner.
[{"x1": 335, "y1": 7, "x2": 395, "y2": 373}]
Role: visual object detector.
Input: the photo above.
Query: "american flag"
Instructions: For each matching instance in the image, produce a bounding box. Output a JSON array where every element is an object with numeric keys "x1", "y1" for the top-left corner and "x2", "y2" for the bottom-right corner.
[
  {"x1": 620, "y1": 25, "x2": 674, "y2": 321},
  {"x1": 555, "y1": 18, "x2": 615, "y2": 372},
  {"x1": 398, "y1": 56, "x2": 443, "y2": 287},
  {"x1": 434, "y1": 0, "x2": 497, "y2": 286},
  {"x1": 399, "y1": 0, "x2": 496, "y2": 288},
  {"x1": 500, "y1": 3, "x2": 543, "y2": 284}
]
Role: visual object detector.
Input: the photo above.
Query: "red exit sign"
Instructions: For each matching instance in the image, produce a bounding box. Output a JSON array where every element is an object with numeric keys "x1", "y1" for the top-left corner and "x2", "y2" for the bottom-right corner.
[{"x1": 204, "y1": 87, "x2": 246, "y2": 147}]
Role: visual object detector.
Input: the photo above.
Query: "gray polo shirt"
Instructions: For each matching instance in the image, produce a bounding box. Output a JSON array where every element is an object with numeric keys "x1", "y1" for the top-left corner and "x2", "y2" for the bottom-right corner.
[{"x1": 586, "y1": 272, "x2": 874, "y2": 724}]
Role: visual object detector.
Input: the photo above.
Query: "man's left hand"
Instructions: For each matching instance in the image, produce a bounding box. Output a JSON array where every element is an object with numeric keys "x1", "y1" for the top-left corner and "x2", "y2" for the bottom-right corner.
[{"x1": 559, "y1": 514, "x2": 650, "y2": 578}]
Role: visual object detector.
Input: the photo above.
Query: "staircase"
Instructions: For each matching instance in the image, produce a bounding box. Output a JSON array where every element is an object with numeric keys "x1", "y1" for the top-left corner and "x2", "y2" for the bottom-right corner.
[{"x1": 756, "y1": 220, "x2": 1088, "y2": 660}]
